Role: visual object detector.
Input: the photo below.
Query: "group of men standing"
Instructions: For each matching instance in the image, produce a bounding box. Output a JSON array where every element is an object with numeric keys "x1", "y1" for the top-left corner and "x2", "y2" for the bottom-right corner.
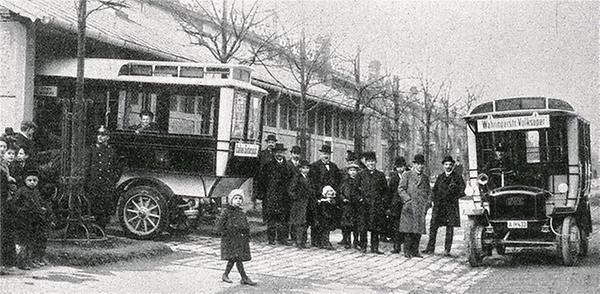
[{"x1": 254, "y1": 134, "x2": 466, "y2": 257}]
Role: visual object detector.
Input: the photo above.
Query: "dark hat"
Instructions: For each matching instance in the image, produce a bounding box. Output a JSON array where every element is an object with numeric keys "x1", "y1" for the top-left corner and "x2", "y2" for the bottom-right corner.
[
  {"x1": 495, "y1": 142, "x2": 507, "y2": 152},
  {"x1": 442, "y1": 155, "x2": 455, "y2": 164},
  {"x1": 4, "y1": 127, "x2": 15, "y2": 136},
  {"x1": 265, "y1": 134, "x2": 277, "y2": 142},
  {"x1": 319, "y1": 144, "x2": 332, "y2": 153},
  {"x1": 346, "y1": 150, "x2": 358, "y2": 161},
  {"x1": 291, "y1": 145, "x2": 301, "y2": 154},
  {"x1": 394, "y1": 156, "x2": 407, "y2": 167},
  {"x1": 97, "y1": 125, "x2": 109, "y2": 134},
  {"x1": 299, "y1": 159, "x2": 310, "y2": 167},
  {"x1": 24, "y1": 169, "x2": 39, "y2": 178},
  {"x1": 413, "y1": 154, "x2": 425, "y2": 164},
  {"x1": 363, "y1": 151, "x2": 376, "y2": 161},
  {"x1": 272, "y1": 143, "x2": 287, "y2": 152}
]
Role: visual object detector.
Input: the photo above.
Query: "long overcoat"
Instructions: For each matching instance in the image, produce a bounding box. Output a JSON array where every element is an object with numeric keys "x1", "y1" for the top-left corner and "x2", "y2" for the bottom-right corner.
[
  {"x1": 253, "y1": 148, "x2": 274, "y2": 200},
  {"x1": 287, "y1": 173, "x2": 315, "y2": 225},
  {"x1": 85, "y1": 144, "x2": 121, "y2": 215},
  {"x1": 216, "y1": 205, "x2": 251, "y2": 261},
  {"x1": 307, "y1": 160, "x2": 341, "y2": 225},
  {"x1": 387, "y1": 171, "x2": 405, "y2": 230},
  {"x1": 338, "y1": 176, "x2": 362, "y2": 228},
  {"x1": 398, "y1": 170, "x2": 432, "y2": 234},
  {"x1": 431, "y1": 171, "x2": 465, "y2": 227},
  {"x1": 258, "y1": 159, "x2": 293, "y2": 224},
  {"x1": 356, "y1": 169, "x2": 389, "y2": 232}
]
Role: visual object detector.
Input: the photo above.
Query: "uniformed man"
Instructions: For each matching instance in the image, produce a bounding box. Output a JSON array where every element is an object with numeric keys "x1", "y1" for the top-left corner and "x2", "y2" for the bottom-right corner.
[
  {"x1": 85, "y1": 126, "x2": 121, "y2": 230},
  {"x1": 252, "y1": 134, "x2": 277, "y2": 208}
]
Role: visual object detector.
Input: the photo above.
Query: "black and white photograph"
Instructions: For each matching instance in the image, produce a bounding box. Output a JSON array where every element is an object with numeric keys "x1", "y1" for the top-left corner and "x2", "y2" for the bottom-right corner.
[{"x1": 0, "y1": 0, "x2": 598, "y2": 293}]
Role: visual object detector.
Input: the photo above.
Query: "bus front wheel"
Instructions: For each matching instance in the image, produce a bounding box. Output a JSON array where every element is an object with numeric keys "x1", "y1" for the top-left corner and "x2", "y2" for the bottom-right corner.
[
  {"x1": 118, "y1": 185, "x2": 168, "y2": 240},
  {"x1": 466, "y1": 219, "x2": 485, "y2": 267},
  {"x1": 558, "y1": 216, "x2": 581, "y2": 266}
]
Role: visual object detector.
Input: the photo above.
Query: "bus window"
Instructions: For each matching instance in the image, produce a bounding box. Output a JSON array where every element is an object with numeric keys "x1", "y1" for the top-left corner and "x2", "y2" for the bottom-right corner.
[
  {"x1": 231, "y1": 90, "x2": 248, "y2": 139},
  {"x1": 247, "y1": 93, "x2": 262, "y2": 141},
  {"x1": 168, "y1": 93, "x2": 216, "y2": 136},
  {"x1": 526, "y1": 131, "x2": 540, "y2": 163},
  {"x1": 117, "y1": 89, "x2": 158, "y2": 130}
]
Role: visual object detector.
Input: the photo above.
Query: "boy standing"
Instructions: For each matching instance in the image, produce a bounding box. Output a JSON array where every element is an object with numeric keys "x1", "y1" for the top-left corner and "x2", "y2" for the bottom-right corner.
[
  {"x1": 287, "y1": 160, "x2": 315, "y2": 249},
  {"x1": 12, "y1": 170, "x2": 52, "y2": 269},
  {"x1": 338, "y1": 161, "x2": 361, "y2": 249}
]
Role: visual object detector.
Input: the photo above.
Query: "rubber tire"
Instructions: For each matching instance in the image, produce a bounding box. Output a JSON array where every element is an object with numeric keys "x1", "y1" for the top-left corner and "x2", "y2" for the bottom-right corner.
[
  {"x1": 559, "y1": 216, "x2": 580, "y2": 266},
  {"x1": 466, "y1": 220, "x2": 485, "y2": 267},
  {"x1": 579, "y1": 231, "x2": 589, "y2": 257},
  {"x1": 117, "y1": 185, "x2": 169, "y2": 240}
]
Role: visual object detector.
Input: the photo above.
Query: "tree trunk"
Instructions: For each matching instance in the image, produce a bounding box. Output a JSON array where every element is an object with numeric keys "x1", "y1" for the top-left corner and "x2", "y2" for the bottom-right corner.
[
  {"x1": 297, "y1": 88, "x2": 308, "y2": 158},
  {"x1": 353, "y1": 102, "x2": 363, "y2": 155}
]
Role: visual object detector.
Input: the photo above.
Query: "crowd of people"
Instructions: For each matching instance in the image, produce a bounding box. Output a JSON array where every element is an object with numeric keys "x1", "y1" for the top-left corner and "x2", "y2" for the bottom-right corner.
[
  {"x1": 0, "y1": 121, "x2": 121, "y2": 271},
  {"x1": 250, "y1": 134, "x2": 466, "y2": 257},
  {"x1": 218, "y1": 134, "x2": 466, "y2": 284}
]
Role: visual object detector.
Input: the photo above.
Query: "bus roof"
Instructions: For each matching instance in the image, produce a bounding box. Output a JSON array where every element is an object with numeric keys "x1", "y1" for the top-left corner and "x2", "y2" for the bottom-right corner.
[
  {"x1": 464, "y1": 97, "x2": 585, "y2": 121},
  {"x1": 36, "y1": 58, "x2": 268, "y2": 95}
]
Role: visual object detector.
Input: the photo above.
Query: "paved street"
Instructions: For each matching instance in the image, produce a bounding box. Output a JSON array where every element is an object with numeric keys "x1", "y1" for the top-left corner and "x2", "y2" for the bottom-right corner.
[{"x1": 2, "y1": 197, "x2": 600, "y2": 293}]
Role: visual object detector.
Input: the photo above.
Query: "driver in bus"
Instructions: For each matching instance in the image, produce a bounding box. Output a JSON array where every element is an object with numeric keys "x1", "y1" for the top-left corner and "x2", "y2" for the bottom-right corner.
[
  {"x1": 482, "y1": 142, "x2": 515, "y2": 190},
  {"x1": 130, "y1": 110, "x2": 160, "y2": 133}
]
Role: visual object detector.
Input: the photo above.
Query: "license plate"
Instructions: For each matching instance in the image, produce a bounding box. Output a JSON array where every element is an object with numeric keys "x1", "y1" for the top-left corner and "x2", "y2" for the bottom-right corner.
[{"x1": 507, "y1": 221, "x2": 527, "y2": 229}]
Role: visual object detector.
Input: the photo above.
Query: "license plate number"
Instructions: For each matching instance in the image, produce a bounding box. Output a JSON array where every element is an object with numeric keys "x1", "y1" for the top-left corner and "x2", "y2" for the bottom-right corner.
[{"x1": 507, "y1": 221, "x2": 527, "y2": 229}]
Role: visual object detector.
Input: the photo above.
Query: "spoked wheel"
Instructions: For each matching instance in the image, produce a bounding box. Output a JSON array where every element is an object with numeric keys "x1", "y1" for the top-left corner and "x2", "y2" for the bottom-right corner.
[
  {"x1": 558, "y1": 216, "x2": 581, "y2": 266},
  {"x1": 466, "y1": 219, "x2": 486, "y2": 267},
  {"x1": 117, "y1": 186, "x2": 168, "y2": 240}
]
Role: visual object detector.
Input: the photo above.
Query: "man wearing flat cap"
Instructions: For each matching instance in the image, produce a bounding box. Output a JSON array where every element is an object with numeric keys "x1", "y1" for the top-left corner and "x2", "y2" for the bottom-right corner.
[
  {"x1": 423, "y1": 155, "x2": 465, "y2": 256},
  {"x1": 398, "y1": 154, "x2": 432, "y2": 258},
  {"x1": 308, "y1": 144, "x2": 341, "y2": 247},
  {"x1": 85, "y1": 125, "x2": 121, "y2": 230},
  {"x1": 258, "y1": 143, "x2": 293, "y2": 245}
]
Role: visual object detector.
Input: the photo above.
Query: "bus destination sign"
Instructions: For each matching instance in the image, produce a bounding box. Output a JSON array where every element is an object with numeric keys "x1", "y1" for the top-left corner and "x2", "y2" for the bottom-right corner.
[
  {"x1": 477, "y1": 114, "x2": 550, "y2": 132},
  {"x1": 234, "y1": 142, "x2": 260, "y2": 158}
]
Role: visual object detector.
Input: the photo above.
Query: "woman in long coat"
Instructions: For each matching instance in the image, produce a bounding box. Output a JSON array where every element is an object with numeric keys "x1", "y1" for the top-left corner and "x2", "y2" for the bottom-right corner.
[
  {"x1": 216, "y1": 189, "x2": 256, "y2": 285},
  {"x1": 398, "y1": 154, "x2": 432, "y2": 258}
]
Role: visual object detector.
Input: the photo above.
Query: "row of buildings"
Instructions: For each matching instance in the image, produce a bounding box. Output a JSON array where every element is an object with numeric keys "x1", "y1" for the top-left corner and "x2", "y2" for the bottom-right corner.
[{"x1": 0, "y1": 0, "x2": 466, "y2": 173}]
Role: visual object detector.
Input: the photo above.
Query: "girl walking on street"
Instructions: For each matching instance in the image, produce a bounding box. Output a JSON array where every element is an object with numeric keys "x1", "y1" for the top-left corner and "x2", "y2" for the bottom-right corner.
[{"x1": 217, "y1": 189, "x2": 257, "y2": 286}]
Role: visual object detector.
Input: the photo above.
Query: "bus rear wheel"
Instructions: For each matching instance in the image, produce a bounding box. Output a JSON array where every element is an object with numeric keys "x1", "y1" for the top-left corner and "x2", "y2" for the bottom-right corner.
[{"x1": 118, "y1": 185, "x2": 168, "y2": 240}]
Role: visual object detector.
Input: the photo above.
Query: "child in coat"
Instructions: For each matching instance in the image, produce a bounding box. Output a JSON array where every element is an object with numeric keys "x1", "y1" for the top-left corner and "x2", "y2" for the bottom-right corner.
[
  {"x1": 315, "y1": 185, "x2": 338, "y2": 250},
  {"x1": 12, "y1": 170, "x2": 52, "y2": 270},
  {"x1": 216, "y1": 189, "x2": 256, "y2": 286},
  {"x1": 338, "y1": 162, "x2": 361, "y2": 249},
  {"x1": 287, "y1": 160, "x2": 315, "y2": 249}
]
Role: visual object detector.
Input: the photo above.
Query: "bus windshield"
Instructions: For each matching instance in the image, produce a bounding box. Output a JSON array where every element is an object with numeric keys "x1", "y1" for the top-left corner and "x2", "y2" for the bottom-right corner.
[{"x1": 476, "y1": 116, "x2": 568, "y2": 189}]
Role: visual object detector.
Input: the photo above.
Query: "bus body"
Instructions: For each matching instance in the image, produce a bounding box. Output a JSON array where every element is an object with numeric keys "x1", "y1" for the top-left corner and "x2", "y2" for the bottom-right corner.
[
  {"x1": 34, "y1": 58, "x2": 268, "y2": 239},
  {"x1": 463, "y1": 97, "x2": 592, "y2": 266}
]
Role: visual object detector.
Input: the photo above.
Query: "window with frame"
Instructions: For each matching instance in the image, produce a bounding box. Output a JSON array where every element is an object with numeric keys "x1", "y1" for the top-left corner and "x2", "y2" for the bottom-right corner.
[
  {"x1": 265, "y1": 93, "x2": 278, "y2": 128},
  {"x1": 279, "y1": 97, "x2": 289, "y2": 130},
  {"x1": 317, "y1": 107, "x2": 325, "y2": 136},
  {"x1": 168, "y1": 92, "x2": 217, "y2": 136},
  {"x1": 324, "y1": 107, "x2": 332, "y2": 136},
  {"x1": 116, "y1": 89, "x2": 158, "y2": 130}
]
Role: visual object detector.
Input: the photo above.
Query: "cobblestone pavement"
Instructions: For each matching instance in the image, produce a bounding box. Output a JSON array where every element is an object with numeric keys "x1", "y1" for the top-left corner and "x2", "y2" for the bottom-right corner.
[{"x1": 168, "y1": 200, "x2": 492, "y2": 294}]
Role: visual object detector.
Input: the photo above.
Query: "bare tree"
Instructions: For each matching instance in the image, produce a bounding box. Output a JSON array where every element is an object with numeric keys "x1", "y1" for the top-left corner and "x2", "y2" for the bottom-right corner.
[
  {"x1": 344, "y1": 47, "x2": 388, "y2": 155},
  {"x1": 380, "y1": 77, "x2": 415, "y2": 168},
  {"x1": 171, "y1": 0, "x2": 278, "y2": 64},
  {"x1": 257, "y1": 29, "x2": 336, "y2": 156}
]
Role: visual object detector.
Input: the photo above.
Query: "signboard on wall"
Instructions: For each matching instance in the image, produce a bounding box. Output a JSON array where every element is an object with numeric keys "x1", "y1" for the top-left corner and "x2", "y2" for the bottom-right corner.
[
  {"x1": 477, "y1": 114, "x2": 550, "y2": 132},
  {"x1": 34, "y1": 85, "x2": 58, "y2": 97}
]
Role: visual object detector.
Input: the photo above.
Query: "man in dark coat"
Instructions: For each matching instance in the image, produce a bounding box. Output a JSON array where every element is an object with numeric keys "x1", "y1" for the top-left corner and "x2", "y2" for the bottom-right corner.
[
  {"x1": 286, "y1": 145, "x2": 302, "y2": 241},
  {"x1": 398, "y1": 154, "x2": 432, "y2": 258},
  {"x1": 0, "y1": 161, "x2": 16, "y2": 268},
  {"x1": 258, "y1": 143, "x2": 293, "y2": 245},
  {"x1": 85, "y1": 126, "x2": 121, "y2": 230},
  {"x1": 424, "y1": 155, "x2": 465, "y2": 256},
  {"x1": 308, "y1": 144, "x2": 341, "y2": 247},
  {"x1": 356, "y1": 151, "x2": 388, "y2": 254},
  {"x1": 253, "y1": 134, "x2": 277, "y2": 208},
  {"x1": 387, "y1": 156, "x2": 408, "y2": 253},
  {"x1": 338, "y1": 161, "x2": 361, "y2": 249},
  {"x1": 287, "y1": 160, "x2": 315, "y2": 249}
]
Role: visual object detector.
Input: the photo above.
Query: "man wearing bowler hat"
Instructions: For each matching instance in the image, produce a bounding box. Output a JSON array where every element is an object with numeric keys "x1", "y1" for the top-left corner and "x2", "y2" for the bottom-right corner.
[
  {"x1": 253, "y1": 134, "x2": 278, "y2": 208},
  {"x1": 423, "y1": 155, "x2": 465, "y2": 256},
  {"x1": 257, "y1": 143, "x2": 293, "y2": 245},
  {"x1": 308, "y1": 144, "x2": 341, "y2": 247},
  {"x1": 286, "y1": 145, "x2": 303, "y2": 240},
  {"x1": 398, "y1": 154, "x2": 432, "y2": 258}
]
